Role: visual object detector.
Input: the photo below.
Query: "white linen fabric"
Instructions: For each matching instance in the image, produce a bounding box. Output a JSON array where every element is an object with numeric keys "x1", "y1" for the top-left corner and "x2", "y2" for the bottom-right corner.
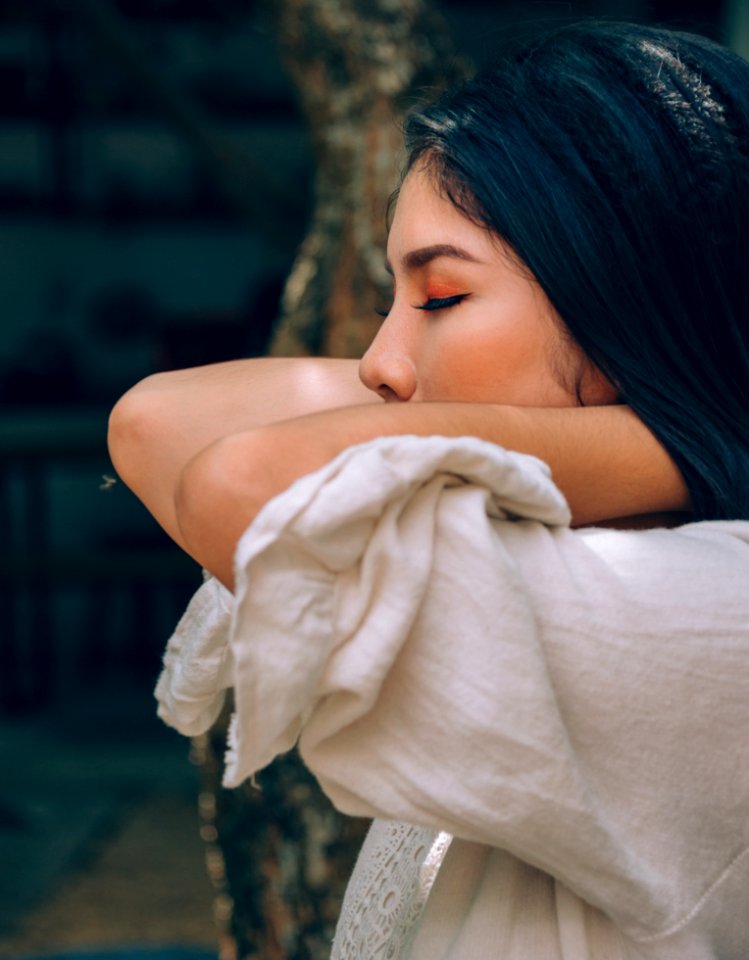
[
  {"x1": 156, "y1": 435, "x2": 749, "y2": 960},
  {"x1": 155, "y1": 570, "x2": 233, "y2": 736}
]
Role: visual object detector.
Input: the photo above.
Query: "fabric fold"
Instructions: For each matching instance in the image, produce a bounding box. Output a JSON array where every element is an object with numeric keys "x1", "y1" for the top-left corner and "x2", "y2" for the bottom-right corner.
[
  {"x1": 155, "y1": 571, "x2": 234, "y2": 736},
  {"x1": 224, "y1": 435, "x2": 569, "y2": 785},
  {"x1": 153, "y1": 432, "x2": 749, "y2": 955}
]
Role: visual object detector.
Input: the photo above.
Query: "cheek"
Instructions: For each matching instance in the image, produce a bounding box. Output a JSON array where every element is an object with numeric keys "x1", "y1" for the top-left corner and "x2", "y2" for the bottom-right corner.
[
  {"x1": 416, "y1": 340, "x2": 492, "y2": 402},
  {"x1": 419, "y1": 318, "x2": 577, "y2": 405}
]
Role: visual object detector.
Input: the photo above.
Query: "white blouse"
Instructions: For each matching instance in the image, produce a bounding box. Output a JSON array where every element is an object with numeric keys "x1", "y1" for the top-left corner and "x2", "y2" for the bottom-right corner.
[{"x1": 156, "y1": 435, "x2": 749, "y2": 959}]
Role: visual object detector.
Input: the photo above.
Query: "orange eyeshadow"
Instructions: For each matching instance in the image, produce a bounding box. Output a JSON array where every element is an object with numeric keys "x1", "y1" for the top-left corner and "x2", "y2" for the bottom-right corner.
[{"x1": 425, "y1": 281, "x2": 465, "y2": 298}]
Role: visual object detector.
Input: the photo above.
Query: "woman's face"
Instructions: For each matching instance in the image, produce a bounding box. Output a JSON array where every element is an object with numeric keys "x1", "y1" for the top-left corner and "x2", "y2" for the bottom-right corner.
[{"x1": 359, "y1": 167, "x2": 616, "y2": 407}]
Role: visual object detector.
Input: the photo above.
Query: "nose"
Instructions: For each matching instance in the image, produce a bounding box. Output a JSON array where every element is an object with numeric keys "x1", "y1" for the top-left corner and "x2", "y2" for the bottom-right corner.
[{"x1": 359, "y1": 318, "x2": 418, "y2": 402}]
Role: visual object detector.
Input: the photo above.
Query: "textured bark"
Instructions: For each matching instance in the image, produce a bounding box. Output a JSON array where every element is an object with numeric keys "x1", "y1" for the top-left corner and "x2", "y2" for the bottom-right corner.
[
  {"x1": 270, "y1": 0, "x2": 469, "y2": 358},
  {"x1": 199, "y1": 5, "x2": 469, "y2": 959},
  {"x1": 195, "y1": 707, "x2": 371, "y2": 960}
]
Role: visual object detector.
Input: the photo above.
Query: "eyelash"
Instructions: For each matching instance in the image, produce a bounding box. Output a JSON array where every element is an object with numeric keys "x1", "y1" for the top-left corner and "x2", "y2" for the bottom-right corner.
[
  {"x1": 415, "y1": 294, "x2": 469, "y2": 312},
  {"x1": 373, "y1": 294, "x2": 468, "y2": 318}
]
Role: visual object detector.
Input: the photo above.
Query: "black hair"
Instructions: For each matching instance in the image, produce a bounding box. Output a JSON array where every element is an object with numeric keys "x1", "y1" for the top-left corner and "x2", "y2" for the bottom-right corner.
[{"x1": 404, "y1": 21, "x2": 749, "y2": 520}]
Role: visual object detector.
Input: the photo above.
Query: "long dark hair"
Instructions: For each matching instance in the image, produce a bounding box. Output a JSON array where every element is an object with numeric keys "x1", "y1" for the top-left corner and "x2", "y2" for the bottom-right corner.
[{"x1": 404, "y1": 21, "x2": 749, "y2": 520}]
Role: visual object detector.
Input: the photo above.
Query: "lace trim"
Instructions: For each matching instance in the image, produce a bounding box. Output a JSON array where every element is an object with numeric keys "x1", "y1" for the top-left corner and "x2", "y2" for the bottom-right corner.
[{"x1": 332, "y1": 820, "x2": 452, "y2": 959}]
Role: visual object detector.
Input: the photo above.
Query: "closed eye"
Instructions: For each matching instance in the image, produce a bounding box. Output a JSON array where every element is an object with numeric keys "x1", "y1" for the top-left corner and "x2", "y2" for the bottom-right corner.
[
  {"x1": 374, "y1": 293, "x2": 469, "y2": 318},
  {"x1": 414, "y1": 294, "x2": 469, "y2": 311}
]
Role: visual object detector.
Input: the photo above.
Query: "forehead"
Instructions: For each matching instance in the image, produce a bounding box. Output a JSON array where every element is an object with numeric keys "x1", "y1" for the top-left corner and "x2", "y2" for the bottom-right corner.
[{"x1": 388, "y1": 169, "x2": 499, "y2": 265}]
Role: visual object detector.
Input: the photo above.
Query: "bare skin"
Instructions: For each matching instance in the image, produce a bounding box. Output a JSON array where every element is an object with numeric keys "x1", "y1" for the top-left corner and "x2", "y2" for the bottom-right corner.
[
  {"x1": 109, "y1": 357, "x2": 374, "y2": 552},
  {"x1": 110, "y1": 360, "x2": 687, "y2": 590},
  {"x1": 109, "y1": 170, "x2": 689, "y2": 590}
]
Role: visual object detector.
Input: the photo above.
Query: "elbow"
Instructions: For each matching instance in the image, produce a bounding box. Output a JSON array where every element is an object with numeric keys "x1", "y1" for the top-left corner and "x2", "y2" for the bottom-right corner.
[
  {"x1": 107, "y1": 381, "x2": 157, "y2": 490},
  {"x1": 107, "y1": 372, "x2": 183, "y2": 486}
]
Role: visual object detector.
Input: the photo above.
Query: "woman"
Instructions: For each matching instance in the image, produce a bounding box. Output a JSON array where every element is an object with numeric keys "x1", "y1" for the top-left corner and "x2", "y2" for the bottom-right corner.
[{"x1": 110, "y1": 21, "x2": 749, "y2": 959}]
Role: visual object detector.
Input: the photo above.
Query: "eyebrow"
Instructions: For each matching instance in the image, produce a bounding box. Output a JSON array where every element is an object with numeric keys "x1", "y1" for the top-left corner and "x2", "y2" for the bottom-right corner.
[{"x1": 385, "y1": 243, "x2": 485, "y2": 274}]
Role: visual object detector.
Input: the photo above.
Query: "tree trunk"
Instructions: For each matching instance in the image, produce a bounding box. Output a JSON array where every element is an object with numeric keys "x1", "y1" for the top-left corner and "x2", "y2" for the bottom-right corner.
[
  {"x1": 194, "y1": 713, "x2": 369, "y2": 960},
  {"x1": 270, "y1": 0, "x2": 468, "y2": 358}
]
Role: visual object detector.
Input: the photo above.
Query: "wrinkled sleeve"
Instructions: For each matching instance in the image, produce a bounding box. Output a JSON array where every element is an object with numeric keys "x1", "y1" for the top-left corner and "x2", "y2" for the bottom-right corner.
[
  {"x1": 223, "y1": 434, "x2": 569, "y2": 780},
  {"x1": 155, "y1": 571, "x2": 234, "y2": 736},
  {"x1": 185, "y1": 435, "x2": 749, "y2": 945}
]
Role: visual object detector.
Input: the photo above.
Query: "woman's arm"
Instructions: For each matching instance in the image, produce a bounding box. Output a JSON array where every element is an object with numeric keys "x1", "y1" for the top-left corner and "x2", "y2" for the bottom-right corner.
[
  {"x1": 108, "y1": 358, "x2": 374, "y2": 550},
  {"x1": 173, "y1": 400, "x2": 688, "y2": 590},
  {"x1": 109, "y1": 356, "x2": 688, "y2": 589}
]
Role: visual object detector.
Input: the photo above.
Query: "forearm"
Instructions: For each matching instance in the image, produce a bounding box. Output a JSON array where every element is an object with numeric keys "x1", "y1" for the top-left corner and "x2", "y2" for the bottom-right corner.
[
  {"x1": 177, "y1": 402, "x2": 688, "y2": 589},
  {"x1": 108, "y1": 357, "x2": 372, "y2": 548}
]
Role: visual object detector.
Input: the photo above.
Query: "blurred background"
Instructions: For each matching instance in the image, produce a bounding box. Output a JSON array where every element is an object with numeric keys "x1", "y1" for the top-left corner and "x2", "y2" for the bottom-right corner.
[{"x1": 1, "y1": 1, "x2": 746, "y2": 958}]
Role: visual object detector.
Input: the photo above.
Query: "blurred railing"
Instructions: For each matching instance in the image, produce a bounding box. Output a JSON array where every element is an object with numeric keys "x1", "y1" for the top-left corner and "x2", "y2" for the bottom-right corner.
[{"x1": 0, "y1": 409, "x2": 199, "y2": 715}]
